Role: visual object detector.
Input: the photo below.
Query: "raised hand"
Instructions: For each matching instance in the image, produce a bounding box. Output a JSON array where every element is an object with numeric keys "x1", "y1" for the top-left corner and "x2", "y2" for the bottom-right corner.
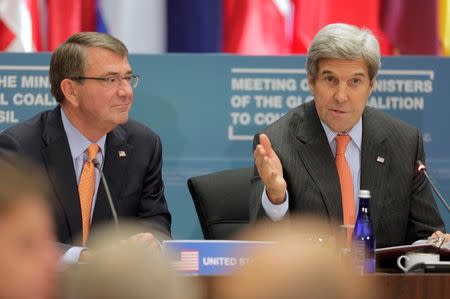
[{"x1": 253, "y1": 133, "x2": 287, "y2": 204}]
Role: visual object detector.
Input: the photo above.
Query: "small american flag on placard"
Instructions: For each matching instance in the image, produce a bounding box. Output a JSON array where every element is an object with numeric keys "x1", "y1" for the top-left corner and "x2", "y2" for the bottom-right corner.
[{"x1": 171, "y1": 250, "x2": 199, "y2": 272}]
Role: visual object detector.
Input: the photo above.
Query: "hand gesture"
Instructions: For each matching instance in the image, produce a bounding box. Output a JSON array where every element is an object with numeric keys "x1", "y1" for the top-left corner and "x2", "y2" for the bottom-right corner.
[{"x1": 253, "y1": 134, "x2": 287, "y2": 204}]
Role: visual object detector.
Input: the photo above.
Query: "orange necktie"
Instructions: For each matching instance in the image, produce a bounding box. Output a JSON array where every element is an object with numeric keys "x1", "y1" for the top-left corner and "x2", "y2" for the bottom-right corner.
[
  {"x1": 335, "y1": 135, "x2": 355, "y2": 226},
  {"x1": 79, "y1": 143, "x2": 99, "y2": 246}
]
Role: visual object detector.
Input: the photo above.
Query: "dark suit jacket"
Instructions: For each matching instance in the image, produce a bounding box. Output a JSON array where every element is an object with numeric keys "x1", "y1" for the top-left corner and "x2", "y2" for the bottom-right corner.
[
  {"x1": 250, "y1": 101, "x2": 444, "y2": 248},
  {"x1": 0, "y1": 106, "x2": 171, "y2": 246}
]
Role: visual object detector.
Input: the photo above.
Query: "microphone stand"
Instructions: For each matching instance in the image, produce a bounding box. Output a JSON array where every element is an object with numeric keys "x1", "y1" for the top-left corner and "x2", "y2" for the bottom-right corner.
[
  {"x1": 417, "y1": 160, "x2": 450, "y2": 212},
  {"x1": 93, "y1": 160, "x2": 120, "y2": 233}
]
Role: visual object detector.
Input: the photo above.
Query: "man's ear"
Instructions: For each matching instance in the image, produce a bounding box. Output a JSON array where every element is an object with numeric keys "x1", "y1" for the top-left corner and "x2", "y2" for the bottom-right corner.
[
  {"x1": 60, "y1": 79, "x2": 80, "y2": 107},
  {"x1": 369, "y1": 78, "x2": 376, "y2": 94},
  {"x1": 307, "y1": 75, "x2": 315, "y2": 95}
]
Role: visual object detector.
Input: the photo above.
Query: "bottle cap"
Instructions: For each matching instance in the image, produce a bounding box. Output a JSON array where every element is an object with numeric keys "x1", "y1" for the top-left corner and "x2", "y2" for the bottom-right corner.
[{"x1": 359, "y1": 190, "x2": 371, "y2": 198}]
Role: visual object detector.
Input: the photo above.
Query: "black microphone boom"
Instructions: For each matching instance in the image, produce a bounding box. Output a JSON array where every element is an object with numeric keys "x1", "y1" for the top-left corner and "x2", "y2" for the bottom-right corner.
[
  {"x1": 93, "y1": 160, "x2": 120, "y2": 232},
  {"x1": 416, "y1": 160, "x2": 450, "y2": 212}
]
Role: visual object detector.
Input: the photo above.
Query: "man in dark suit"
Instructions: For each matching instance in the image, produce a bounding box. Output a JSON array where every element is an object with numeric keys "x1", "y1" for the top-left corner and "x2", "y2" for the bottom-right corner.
[
  {"x1": 0, "y1": 32, "x2": 171, "y2": 261},
  {"x1": 250, "y1": 23, "x2": 446, "y2": 247}
]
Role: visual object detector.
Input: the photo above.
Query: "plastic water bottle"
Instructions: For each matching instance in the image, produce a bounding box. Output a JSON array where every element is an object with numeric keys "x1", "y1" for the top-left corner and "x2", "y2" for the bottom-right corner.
[{"x1": 352, "y1": 190, "x2": 375, "y2": 273}]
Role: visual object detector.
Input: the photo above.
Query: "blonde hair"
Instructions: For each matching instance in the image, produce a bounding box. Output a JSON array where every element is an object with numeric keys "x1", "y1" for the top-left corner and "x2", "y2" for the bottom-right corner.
[
  {"x1": 62, "y1": 223, "x2": 200, "y2": 299},
  {"x1": 0, "y1": 155, "x2": 51, "y2": 214},
  {"x1": 214, "y1": 216, "x2": 378, "y2": 299}
]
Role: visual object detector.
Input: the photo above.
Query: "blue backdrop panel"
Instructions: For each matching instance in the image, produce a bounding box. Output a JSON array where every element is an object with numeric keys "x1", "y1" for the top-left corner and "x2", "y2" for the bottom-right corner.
[{"x1": 0, "y1": 54, "x2": 448, "y2": 239}]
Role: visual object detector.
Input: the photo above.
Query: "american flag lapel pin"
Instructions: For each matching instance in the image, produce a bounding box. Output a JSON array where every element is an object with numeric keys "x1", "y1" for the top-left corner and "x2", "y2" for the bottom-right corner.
[
  {"x1": 118, "y1": 150, "x2": 127, "y2": 158},
  {"x1": 376, "y1": 156, "x2": 385, "y2": 164}
]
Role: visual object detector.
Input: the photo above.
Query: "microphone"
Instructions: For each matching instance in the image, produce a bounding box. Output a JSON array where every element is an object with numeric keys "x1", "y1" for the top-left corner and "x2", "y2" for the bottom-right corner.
[
  {"x1": 93, "y1": 160, "x2": 120, "y2": 232},
  {"x1": 416, "y1": 160, "x2": 450, "y2": 212}
]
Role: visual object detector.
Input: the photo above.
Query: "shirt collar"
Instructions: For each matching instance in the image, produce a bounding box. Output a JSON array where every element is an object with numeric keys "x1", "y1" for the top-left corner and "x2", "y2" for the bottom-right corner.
[
  {"x1": 60, "y1": 107, "x2": 106, "y2": 159},
  {"x1": 320, "y1": 118, "x2": 363, "y2": 150}
]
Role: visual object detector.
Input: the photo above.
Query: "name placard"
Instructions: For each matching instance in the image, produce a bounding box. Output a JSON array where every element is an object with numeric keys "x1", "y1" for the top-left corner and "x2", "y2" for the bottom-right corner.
[{"x1": 163, "y1": 240, "x2": 274, "y2": 275}]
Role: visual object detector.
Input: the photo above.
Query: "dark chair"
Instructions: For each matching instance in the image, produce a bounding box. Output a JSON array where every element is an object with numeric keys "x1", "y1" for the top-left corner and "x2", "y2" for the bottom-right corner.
[{"x1": 187, "y1": 167, "x2": 253, "y2": 239}]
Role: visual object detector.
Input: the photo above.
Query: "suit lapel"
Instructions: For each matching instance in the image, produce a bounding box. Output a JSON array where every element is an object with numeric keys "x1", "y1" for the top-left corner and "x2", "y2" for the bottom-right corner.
[
  {"x1": 360, "y1": 108, "x2": 389, "y2": 233},
  {"x1": 41, "y1": 106, "x2": 81, "y2": 243},
  {"x1": 92, "y1": 126, "x2": 131, "y2": 224},
  {"x1": 293, "y1": 102, "x2": 343, "y2": 222}
]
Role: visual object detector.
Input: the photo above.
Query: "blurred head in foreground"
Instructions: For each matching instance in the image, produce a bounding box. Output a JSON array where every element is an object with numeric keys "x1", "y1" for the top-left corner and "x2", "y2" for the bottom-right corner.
[
  {"x1": 0, "y1": 156, "x2": 59, "y2": 299},
  {"x1": 63, "y1": 223, "x2": 200, "y2": 299},
  {"x1": 214, "y1": 216, "x2": 376, "y2": 299}
]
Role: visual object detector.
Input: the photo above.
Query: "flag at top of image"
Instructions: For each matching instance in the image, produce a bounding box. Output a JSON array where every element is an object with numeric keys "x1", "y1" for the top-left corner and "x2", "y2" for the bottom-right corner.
[
  {"x1": 96, "y1": 0, "x2": 166, "y2": 53},
  {"x1": 0, "y1": 0, "x2": 41, "y2": 51}
]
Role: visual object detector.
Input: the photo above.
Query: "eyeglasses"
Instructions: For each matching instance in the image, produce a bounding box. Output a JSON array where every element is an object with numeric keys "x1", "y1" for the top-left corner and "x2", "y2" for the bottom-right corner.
[{"x1": 71, "y1": 74, "x2": 140, "y2": 89}]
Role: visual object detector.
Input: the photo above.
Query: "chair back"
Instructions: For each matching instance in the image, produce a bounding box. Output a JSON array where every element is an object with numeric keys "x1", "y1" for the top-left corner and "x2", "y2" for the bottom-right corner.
[{"x1": 187, "y1": 167, "x2": 253, "y2": 239}]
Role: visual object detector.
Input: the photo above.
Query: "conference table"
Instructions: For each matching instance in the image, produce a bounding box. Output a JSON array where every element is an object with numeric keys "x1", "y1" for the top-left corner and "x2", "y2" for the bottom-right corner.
[
  {"x1": 190, "y1": 273, "x2": 450, "y2": 299},
  {"x1": 167, "y1": 240, "x2": 450, "y2": 298},
  {"x1": 368, "y1": 273, "x2": 450, "y2": 299}
]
